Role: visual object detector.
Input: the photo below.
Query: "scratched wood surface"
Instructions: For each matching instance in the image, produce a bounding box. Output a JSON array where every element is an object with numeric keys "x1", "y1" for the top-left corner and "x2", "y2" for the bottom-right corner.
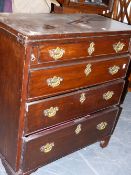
[{"x1": 0, "y1": 13, "x2": 131, "y2": 37}]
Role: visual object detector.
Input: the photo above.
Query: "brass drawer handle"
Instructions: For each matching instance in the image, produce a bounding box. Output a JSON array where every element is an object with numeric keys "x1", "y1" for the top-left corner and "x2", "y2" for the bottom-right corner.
[
  {"x1": 47, "y1": 76, "x2": 63, "y2": 88},
  {"x1": 40, "y1": 142, "x2": 54, "y2": 153},
  {"x1": 88, "y1": 42, "x2": 95, "y2": 56},
  {"x1": 109, "y1": 65, "x2": 120, "y2": 75},
  {"x1": 85, "y1": 64, "x2": 92, "y2": 76},
  {"x1": 103, "y1": 91, "x2": 114, "y2": 100},
  {"x1": 44, "y1": 107, "x2": 59, "y2": 118},
  {"x1": 49, "y1": 47, "x2": 65, "y2": 60},
  {"x1": 75, "y1": 124, "x2": 82, "y2": 135},
  {"x1": 80, "y1": 93, "x2": 86, "y2": 104},
  {"x1": 113, "y1": 42, "x2": 125, "y2": 53},
  {"x1": 96, "y1": 122, "x2": 108, "y2": 131}
]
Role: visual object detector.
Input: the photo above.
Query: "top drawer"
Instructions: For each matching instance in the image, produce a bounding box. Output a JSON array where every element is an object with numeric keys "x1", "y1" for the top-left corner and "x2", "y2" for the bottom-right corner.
[{"x1": 30, "y1": 35, "x2": 130, "y2": 65}]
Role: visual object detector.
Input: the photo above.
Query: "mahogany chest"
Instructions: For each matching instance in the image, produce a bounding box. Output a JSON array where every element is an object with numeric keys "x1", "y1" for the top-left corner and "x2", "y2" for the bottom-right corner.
[{"x1": 0, "y1": 14, "x2": 131, "y2": 175}]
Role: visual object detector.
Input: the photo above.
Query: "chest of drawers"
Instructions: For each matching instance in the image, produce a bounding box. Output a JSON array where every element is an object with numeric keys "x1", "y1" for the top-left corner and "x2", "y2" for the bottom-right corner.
[{"x1": 0, "y1": 14, "x2": 131, "y2": 175}]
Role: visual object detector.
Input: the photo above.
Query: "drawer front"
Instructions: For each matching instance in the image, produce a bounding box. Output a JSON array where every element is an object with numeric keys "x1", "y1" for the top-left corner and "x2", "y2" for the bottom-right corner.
[
  {"x1": 22, "y1": 107, "x2": 119, "y2": 172},
  {"x1": 30, "y1": 35, "x2": 130, "y2": 65},
  {"x1": 28, "y1": 56, "x2": 130, "y2": 99},
  {"x1": 26, "y1": 80, "x2": 124, "y2": 134}
]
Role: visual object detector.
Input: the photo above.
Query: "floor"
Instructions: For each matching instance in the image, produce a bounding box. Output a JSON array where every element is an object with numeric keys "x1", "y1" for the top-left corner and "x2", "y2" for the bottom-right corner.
[{"x1": 0, "y1": 93, "x2": 131, "y2": 175}]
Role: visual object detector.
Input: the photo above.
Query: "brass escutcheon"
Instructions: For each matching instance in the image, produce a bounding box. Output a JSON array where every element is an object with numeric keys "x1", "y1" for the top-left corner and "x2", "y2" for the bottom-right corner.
[
  {"x1": 44, "y1": 107, "x2": 59, "y2": 118},
  {"x1": 49, "y1": 47, "x2": 65, "y2": 60},
  {"x1": 47, "y1": 76, "x2": 63, "y2": 88},
  {"x1": 84, "y1": 64, "x2": 92, "y2": 76},
  {"x1": 113, "y1": 41, "x2": 125, "y2": 53},
  {"x1": 96, "y1": 122, "x2": 108, "y2": 131},
  {"x1": 40, "y1": 142, "x2": 54, "y2": 153},
  {"x1": 75, "y1": 124, "x2": 82, "y2": 135},
  {"x1": 31, "y1": 53, "x2": 36, "y2": 62},
  {"x1": 80, "y1": 93, "x2": 86, "y2": 104},
  {"x1": 109, "y1": 65, "x2": 120, "y2": 75},
  {"x1": 103, "y1": 91, "x2": 114, "y2": 101},
  {"x1": 88, "y1": 42, "x2": 95, "y2": 56}
]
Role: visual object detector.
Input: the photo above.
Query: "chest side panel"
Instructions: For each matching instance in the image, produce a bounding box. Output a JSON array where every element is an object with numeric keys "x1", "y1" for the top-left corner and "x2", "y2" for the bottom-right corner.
[{"x1": 0, "y1": 30, "x2": 25, "y2": 170}]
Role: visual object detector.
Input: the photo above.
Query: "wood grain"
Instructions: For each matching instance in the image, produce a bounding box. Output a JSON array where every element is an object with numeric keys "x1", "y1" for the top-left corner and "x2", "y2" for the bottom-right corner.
[
  {"x1": 22, "y1": 107, "x2": 119, "y2": 173},
  {"x1": 28, "y1": 56, "x2": 130, "y2": 99},
  {"x1": 30, "y1": 35, "x2": 130, "y2": 65},
  {"x1": 0, "y1": 30, "x2": 25, "y2": 170},
  {"x1": 26, "y1": 80, "x2": 124, "y2": 134}
]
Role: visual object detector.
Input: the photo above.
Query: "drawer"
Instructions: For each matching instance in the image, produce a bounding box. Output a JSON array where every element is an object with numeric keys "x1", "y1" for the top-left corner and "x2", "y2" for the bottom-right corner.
[
  {"x1": 28, "y1": 56, "x2": 130, "y2": 99},
  {"x1": 30, "y1": 35, "x2": 130, "y2": 65},
  {"x1": 26, "y1": 80, "x2": 124, "y2": 134},
  {"x1": 22, "y1": 107, "x2": 119, "y2": 172}
]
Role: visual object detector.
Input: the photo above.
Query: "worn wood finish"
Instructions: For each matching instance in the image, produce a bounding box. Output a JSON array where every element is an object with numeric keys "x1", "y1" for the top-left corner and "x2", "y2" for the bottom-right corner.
[
  {"x1": 28, "y1": 56, "x2": 130, "y2": 99},
  {"x1": 55, "y1": 1, "x2": 131, "y2": 91},
  {"x1": 22, "y1": 107, "x2": 119, "y2": 173},
  {"x1": 31, "y1": 35, "x2": 130, "y2": 65},
  {"x1": 15, "y1": 46, "x2": 31, "y2": 171},
  {"x1": 0, "y1": 14, "x2": 131, "y2": 175},
  {"x1": 26, "y1": 80, "x2": 124, "y2": 134},
  {"x1": 0, "y1": 29, "x2": 25, "y2": 170},
  {"x1": 0, "y1": 14, "x2": 131, "y2": 40}
]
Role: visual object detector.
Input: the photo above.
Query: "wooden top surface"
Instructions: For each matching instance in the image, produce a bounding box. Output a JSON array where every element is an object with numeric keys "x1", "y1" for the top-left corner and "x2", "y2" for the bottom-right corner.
[{"x1": 0, "y1": 13, "x2": 131, "y2": 40}]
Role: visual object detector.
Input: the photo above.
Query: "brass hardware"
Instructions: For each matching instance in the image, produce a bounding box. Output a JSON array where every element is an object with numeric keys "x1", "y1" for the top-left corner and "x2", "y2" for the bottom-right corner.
[
  {"x1": 17, "y1": 33, "x2": 28, "y2": 44},
  {"x1": 80, "y1": 93, "x2": 86, "y2": 104},
  {"x1": 49, "y1": 47, "x2": 65, "y2": 60},
  {"x1": 123, "y1": 64, "x2": 126, "y2": 69},
  {"x1": 84, "y1": 64, "x2": 92, "y2": 76},
  {"x1": 113, "y1": 42, "x2": 125, "y2": 53},
  {"x1": 88, "y1": 42, "x2": 95, "y2": 56},
  {"x1": 40, "y1": 142, "x2": 54, "y2": 153},
  {"x1": 109, "y1": 65, "x2": 120, "y2": 75},
  {"x1": 47, "y1": 76, "x2": 63, "y2": 88},
  {"x1": 103, "y1": 91, "x2": 114, "y2": 100},
  {"x1": 96, "y1": 122, "x2": 108, "y2": 131},
  {"x1": 75, "y1": 124, "x2": 82, "y2": 135},
  {"x1": 44, "y1": 107, "x2": 59, "y2": 118},
  {"x1": 31, "y1": 54, "x2": 36, "y2": 62}
]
